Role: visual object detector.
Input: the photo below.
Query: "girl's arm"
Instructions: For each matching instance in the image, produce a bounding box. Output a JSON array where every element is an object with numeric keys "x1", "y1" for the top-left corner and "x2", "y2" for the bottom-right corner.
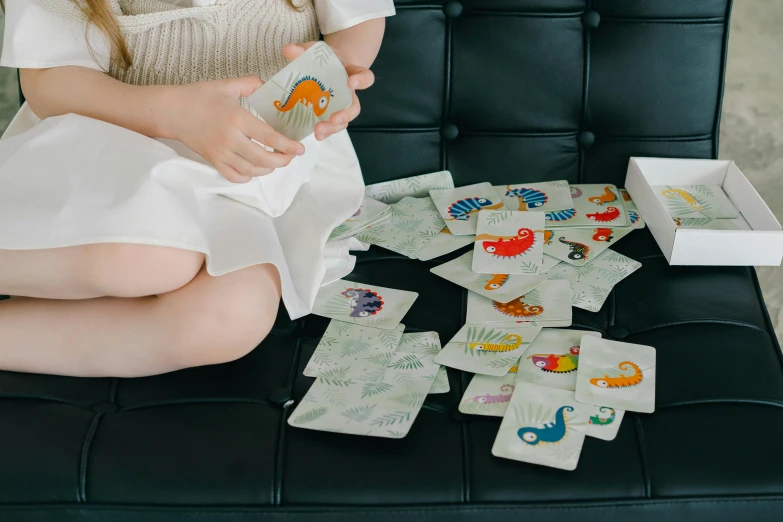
[
  {"x1": 284, "y1": 18, "x2": 386, "y2": 141},
  {"x1": 19, "y1": 67, "x2": 304, "y2": 183}
]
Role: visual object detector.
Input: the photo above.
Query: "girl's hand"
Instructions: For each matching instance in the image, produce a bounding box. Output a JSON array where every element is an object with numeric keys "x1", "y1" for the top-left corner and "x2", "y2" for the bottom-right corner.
[
  {"x1": 282, "y1": 42, "x2": 375, "y2": 141},
  {"x1": 164, "y1": 76, "x2": 306, "y2": 183}
]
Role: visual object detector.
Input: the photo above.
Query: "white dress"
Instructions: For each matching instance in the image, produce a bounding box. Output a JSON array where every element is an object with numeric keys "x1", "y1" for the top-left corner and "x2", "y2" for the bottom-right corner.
[{"x1": 0, "y1": 0, "x2": 395, "y2": 319}]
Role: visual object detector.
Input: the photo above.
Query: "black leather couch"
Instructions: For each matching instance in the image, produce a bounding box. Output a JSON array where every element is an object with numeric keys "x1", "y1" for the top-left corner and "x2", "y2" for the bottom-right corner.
[{"x1": 3, "y1": 1, "x2": 783, "y2": 521}]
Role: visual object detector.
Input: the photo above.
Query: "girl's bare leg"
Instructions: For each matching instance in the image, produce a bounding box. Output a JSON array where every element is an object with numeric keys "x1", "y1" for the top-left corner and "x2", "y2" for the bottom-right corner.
[{"x1": 0, "y1": 249, "x2": 281, "y2": 377}]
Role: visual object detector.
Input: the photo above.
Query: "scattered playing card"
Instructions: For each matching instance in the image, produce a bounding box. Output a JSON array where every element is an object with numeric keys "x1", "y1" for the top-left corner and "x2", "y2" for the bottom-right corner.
[
  {"x1": 246, "y1": 42, "x2": 351, "y2": 142},
  {"x1": 459, "y1": 367, "x2": 519, "y2": 417},
  {"x1": 430, "y1": 251, "x2": 548, "y2": 303},
  {"x1": 354, "y1": 197, "x2": 445, "y2": 258},
  {"x1": 547, "y1": 184, "x2": 629, "y2": 228},
  {"x1": 289, "y1": 352, "x2": 439, "y2": 438},
  {"x1": 492, "y1": 382, "x2": 592, "y2": 471},
  {"x1": 672, "y1": 215, "x2": 752, "y2": 230},
  {"x1": 514, "y1": 329, "x2": 602, "y2": 391},
  {"x1": 329, "y1": 196, "x2": 390, "y2": 242},
  {"x1": 543, "y1": 226, "x2": 634, "y2": 266},
  {"x1": 496, "y1": 180, "x2": 574, "y2": 212},
  {"x1": 365, "y1": 171, "x2": 455, "y2": 204},
  {"x1": 546, "y1": 249, "x2": 642, "y2": 312},
  {"x1": 466, "y1": 280, "x2": 572, "y2": 326},
  {"x1": 541, "y1": 253, "x2": 563, "y2": 273},
  {"x1": 312, "y1": 279, "x2": 418, "y2": 330},
  {"x1": 435, "y1": 323, "x2": 541, "y2": 376},
  {"x1": 472, "y1": 210, "x2": 545, "y2": 274},
  {"x1": 575, "y1": 336, "x2": 656, "y2": 414},
  {"x1": 395, "y1": 331, "x2": 449, "y2": 394},
  {"x1": 413, "y1": 228, "x2": 475, "y2": 261},
  {"x1": 586, "y1": 406, "x2": 625, "y2": 441},
  {"x1": 652, "y1": 184, "x2": 740, "y2": 219},
  {"x1": 619, "y1": 188, "x2": 646, "y2": 229},
  {"x1": 304, "y1": 321, "x2": 405, "y2": 382},
  {"x1": 429, "y1": 183, "x2": 505, "y2": 235}
]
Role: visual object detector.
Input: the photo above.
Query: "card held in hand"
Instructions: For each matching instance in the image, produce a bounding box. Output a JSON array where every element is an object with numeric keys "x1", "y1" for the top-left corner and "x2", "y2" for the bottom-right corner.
[{"x1": 246, "y1": 42, "x2": 351, "y2": 142}]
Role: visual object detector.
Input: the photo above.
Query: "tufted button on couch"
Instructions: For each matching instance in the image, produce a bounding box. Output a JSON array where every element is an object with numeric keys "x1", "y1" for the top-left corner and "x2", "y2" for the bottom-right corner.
[{"x1": 3, "y1": 1, "x2": 783, "y2": 521}]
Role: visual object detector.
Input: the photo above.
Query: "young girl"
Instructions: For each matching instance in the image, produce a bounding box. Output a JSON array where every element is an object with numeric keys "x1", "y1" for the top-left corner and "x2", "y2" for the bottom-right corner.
[{"x1": 0, "y1": 0, "x2": 394, "y2": 377}]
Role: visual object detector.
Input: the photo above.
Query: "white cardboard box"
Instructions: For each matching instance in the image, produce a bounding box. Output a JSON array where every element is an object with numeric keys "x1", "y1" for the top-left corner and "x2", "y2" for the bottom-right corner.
[{"x1": 625, "y1": 157, "x2": 783, "y2": 266}]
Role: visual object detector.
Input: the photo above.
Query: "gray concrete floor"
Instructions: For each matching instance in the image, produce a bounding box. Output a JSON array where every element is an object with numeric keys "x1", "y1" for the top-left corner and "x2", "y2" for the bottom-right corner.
[{"x1": 0, "y1": 5, "x2": 781, "y2": 342}]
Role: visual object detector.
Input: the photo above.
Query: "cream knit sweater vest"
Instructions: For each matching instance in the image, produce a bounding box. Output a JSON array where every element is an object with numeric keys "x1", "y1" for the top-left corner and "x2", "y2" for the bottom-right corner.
[{"x1": 33, "y1": 0, "x2": 320, "y2": 86}]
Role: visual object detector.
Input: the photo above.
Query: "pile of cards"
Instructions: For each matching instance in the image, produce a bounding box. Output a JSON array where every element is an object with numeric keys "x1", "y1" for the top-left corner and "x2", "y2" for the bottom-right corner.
[
  {"x1": 291, "y1": 321, "x2": 450, "y2": 438},
  {"x1": 650, "y1": 184, "x2": 751, "y2": 230},
  {"x1": 447, "y1": 328, "x2": 656, "y2": 470}
]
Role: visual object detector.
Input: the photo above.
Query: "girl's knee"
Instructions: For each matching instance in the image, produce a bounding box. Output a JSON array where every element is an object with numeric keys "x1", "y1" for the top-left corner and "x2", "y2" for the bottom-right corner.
[
  {"x1": 84, "y1": 244, "x2": 204, "y2": 297},
  {"x1": 166, "y1": 264, "x2": 281, "y2": 368}
]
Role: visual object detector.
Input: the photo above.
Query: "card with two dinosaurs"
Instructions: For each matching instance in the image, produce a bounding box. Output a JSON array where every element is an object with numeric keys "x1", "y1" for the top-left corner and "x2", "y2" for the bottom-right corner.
[
  {"x1": 365, "y1": 171, "x2": 455, "y2": 204},
  {"x1": 543, "y1": 226, "x2": 634, "y2": 266},
  {"x1": 435, "y1": 323, "x2": 542, "y2": 376},
  {"x1": 575, "y1": 336, "x2": 657, "y2": 414},
  {"x1": 289, "y1": 351, "x2": 439, "y2": 439},
  {"x1": 545, "y1": 184, "x2": 629, "y2": 228},
  {"x1": 312, "y1": 279, "x2": 418, "y2": 330},
  {"x1": 492, "y1": 382, "x2": 592, "y2": 471},
  {"x1": 246, "y1": 42, "x2": 352, "y2": 142},
  {"x1": 472, "y1": 210, "x2": 545, "y2": 274},
  {"x1": 495, "y1": 180, "x2": 574, "y2": 213},
  {"x1": 395, "y1": 331, "x2": 449, "y2": 394},
  {"x1": 545, "y1": 249, "x2": 642, "y2": 312},
  {"x1": 354, "y1": 196, "x2": 445, "y2": 258},
  {"x1": 430, "y1": 251, "x2": 548, "y2": 303},
  {"x1": 304, "y1": 321, "x2": 405, "y2": 383},
  {"x1": 429, "y1": 183, "x2": 505, "y2": 235},
  {"x1": 465, "y1": 279, "x2": 572, "y2": 327},
  {"x1": 651, "y1": 184, "x2": 740, "y2": 219}
]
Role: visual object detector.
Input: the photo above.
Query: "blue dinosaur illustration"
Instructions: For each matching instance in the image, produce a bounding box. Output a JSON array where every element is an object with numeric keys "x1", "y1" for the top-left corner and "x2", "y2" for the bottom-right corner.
[
  {"x1": 505, "y1": 187, "x2": 548, "y2": 210},
  {"x1": 517, "y1": 405, "x2": 574, "y2": 445}
]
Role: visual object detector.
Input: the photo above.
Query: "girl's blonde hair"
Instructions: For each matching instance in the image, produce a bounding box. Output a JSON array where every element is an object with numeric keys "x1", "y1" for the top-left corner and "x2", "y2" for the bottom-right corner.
[{"x1": 74, "y1": 0, "x2": 302, "y2": 69}]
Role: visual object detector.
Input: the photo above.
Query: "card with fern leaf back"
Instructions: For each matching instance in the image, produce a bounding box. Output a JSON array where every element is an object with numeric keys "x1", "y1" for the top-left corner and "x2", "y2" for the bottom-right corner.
[
  {"x1": 414, "y1": 228, "x2": 475, "y2": 261},
  {"x1": 544, "y1": 249, "x2": 641, "y2": 313},
  {"x1": 472, "y1": 210, "x2": 545, "y2": 274},
  {"x1": 312, "y1": 279, "x2": 418, "y2": 330},
  {"x1": 514, "y1": 328, "x2": 602, "y2": 392},
  {"x1": 575, "y1": 336, "x2": 656, "y2": 414},
  {"x1": 491, "y1": 382, "x2": 592, "y2": 471},
  {"x1": 652, "y1": 184, "x2": 740, "y2": 219},
  {"x1": 430, "y1": 251, "x2": 548, "y2": 303},
  {"x1": 289, "y1": 352, "x2": 438, "y2": 438},
  {"x1": 328, "y1": 197, "x2": 391, "y2": 242},
  {"x1": 303, "y1": 320, "x2": 404, "y2": 380},
  {"x1": 435, "y1": 323, "x2": 541, "y2": 376},
  {"x1": 395, "y1": 332, "x2": 450, "y2": 394},
  {"x1": 354, "y1": 197, "x2": 445, "y2": 258},
  {"x1": 364, "y1": 171, "x2": 455, "y2": 204}
]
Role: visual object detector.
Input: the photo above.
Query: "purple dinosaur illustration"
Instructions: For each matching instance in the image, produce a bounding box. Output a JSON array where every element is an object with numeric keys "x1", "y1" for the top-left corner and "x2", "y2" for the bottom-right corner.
[
  {"x1": 467, "y1": 384, "x2": 514, "y2": 404},
  {"x1": 341, "y1": 288, "x2": 384, "y2": 318}
]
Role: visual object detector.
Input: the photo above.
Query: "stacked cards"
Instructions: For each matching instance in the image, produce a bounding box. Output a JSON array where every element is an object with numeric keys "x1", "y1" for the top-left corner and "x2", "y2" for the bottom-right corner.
[
  {"x1": 650, "y1": 184, "x2": 749, "y2": 230},
  {"x1": 452, "y1": 329, "x2": 655, "y2": 470},
  {"x1": 293, "y1": 322, "x2": 451, "y2": 438}
]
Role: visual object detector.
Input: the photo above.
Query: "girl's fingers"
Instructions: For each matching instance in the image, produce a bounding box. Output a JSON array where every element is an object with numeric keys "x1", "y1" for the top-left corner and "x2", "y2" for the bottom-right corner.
[
  {"x1": 282, "y1": 42, "x2": 318, "y2": 62},
  {"x1": 228, "y1": 153, "x2": 275, "y2": 179},
  {"x1": 329, "y1": 91, "x2": 361, "y2": 126},
  {"x1": 241, "y1": 115, "x2": 304, "y2": 156},
  {"x1": 345, "y1": 66, "x2": 375, "y2": 90},
  {"x1": 216, "y1": 162, "x2": 252, "y2": 184},
  {"x1": 237, "y1": 138, "x2": 295, "y2": 170}
]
